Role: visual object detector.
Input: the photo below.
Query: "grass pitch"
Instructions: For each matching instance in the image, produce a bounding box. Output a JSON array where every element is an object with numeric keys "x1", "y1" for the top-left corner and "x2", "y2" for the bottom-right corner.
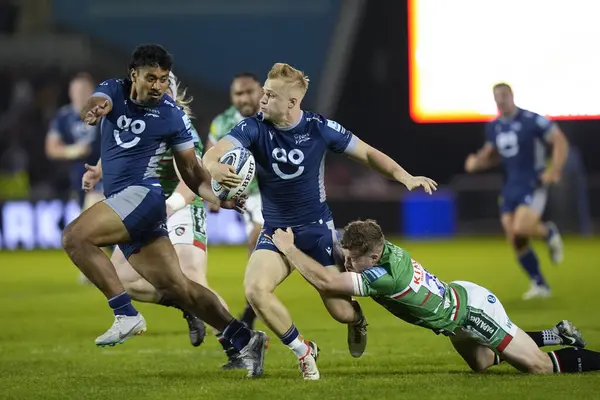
[{"x1": 1, "y1": 237, "x2": 599, "y2": 399}]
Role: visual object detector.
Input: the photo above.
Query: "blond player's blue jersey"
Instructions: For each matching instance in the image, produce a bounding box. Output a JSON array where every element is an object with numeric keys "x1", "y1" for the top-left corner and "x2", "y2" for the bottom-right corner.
[{"x1": 225, "y1": 111, "x2": 357, "y2": 227}]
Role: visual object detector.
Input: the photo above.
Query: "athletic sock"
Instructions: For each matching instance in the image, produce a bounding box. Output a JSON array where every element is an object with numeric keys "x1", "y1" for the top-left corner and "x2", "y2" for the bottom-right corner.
[
  {"x1": 108, "y1": 292, "x2": 138, "y2": 316},
  {"x1": 222, "y1": 319, "x2": 252, "y2": 351},
  {"x1": 549, "y1": 348, "x2": 600, "y2": 373},
  {"x1": 239, "y1": 302, "x2": 257, "y2": 329},
  {"x1": 526, "y1": 330, "x2": 562, "y2": 347},
  {"x1": 216, "y1": 332, "x2": 239, "y2": 358},
  {"x1": 518, "y1": 248, "x2": 548, "y2": 288},
  {"x1": 280, "y1": 324, "x2": 309, "y2": 358}
]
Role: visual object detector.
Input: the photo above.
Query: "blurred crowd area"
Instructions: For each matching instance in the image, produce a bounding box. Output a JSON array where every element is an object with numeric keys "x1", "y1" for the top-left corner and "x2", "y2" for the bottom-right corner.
[{"x1": 0, "y1": 67, "x2": 392, "y2": 202}]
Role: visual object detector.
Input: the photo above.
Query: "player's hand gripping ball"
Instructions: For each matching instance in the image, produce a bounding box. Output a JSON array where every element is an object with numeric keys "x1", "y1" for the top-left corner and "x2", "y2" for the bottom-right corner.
[{"x1": 211, "y1": 147, "x2": 256, "y2": 201}]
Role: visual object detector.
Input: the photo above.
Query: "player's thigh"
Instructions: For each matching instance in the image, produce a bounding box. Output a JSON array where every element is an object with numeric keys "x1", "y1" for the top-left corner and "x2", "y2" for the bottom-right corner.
[
  {"x1": 127, "y1": 236, "x2": 188, "y2": 296},
  {"x1": 244, "y1": 249, "x2": 293, "y2": 296},
  {"x1": 175, "y1": 244, "x2": 207, "y2": 285},
  {"x1": 512, "y1": 205, "x2": 542, "y2": 234},
  {"x1": 111, "y1": 246, "x2": 142, "y2": 283},
  {"x1": 62, "y1": 201, "x2": 130, "y2": 248},
  {"x1": 449, "y1": 330, "x2": 496, "y2": 372},
  {"x1": 500, "y1": 328, "x2": 554, "y2": 373}
]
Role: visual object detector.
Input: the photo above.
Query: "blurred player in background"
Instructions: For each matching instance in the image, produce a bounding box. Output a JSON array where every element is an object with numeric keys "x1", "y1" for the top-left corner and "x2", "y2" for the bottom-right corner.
[
  {"x1": 271, "y1": 219, "x2": 600, "y2": 375},
  {"x1": 204, "y1": 63, "x2": 437, "y2": 379},
  {"x1": 45, "y1": 73, "x2": 103, "y2": 209},
  {"x1": 82, "y1": 72, "x2": 244, "y2": 370},
  {"x1": 62, "y1": 44, "x2": 267, "y2": 378},
  {"x1": 465, "y1": 83, "x2": 569, "y2": 300},
  {"x1": 205, "y1": 72, "x2": 263, "y2": 330},
  {"x1": 45, "y1": 73, "x2": 109, "y2": 284}
]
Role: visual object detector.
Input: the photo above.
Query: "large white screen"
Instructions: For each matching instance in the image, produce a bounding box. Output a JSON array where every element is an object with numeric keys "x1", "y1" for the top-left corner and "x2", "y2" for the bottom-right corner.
[{"x1": 409, "y1": 0, "x2": 600, "y2": 123}]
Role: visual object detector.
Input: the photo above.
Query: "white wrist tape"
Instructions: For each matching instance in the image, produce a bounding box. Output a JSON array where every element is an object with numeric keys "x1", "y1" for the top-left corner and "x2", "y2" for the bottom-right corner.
[{"x1": 165, "y1": 192, "x2": 186, "y2": 212}]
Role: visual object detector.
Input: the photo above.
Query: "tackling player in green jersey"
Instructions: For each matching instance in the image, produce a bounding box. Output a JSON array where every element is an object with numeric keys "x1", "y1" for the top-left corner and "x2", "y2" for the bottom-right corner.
[
  {"x1": 82, "y1": 73, "x2": 245, "y2": 369},
  {"x1": 204, "y1": 72, "x2": 263, "y2": 330},
  {"x1": 271, "y1": 219, "x2": 600, "y2": 375}
]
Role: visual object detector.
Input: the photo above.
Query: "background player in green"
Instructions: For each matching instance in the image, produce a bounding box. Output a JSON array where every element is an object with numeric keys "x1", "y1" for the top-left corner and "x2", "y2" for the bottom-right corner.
[
  {"x1": 271, "y1": 219, "x2": 600, "y2": 374},
  {"x1": 205, "y1": 72, "x2": 263, "y2": 329},
  {"x1": 83, "y1": 73, "x2": 244, "y2": 369}
]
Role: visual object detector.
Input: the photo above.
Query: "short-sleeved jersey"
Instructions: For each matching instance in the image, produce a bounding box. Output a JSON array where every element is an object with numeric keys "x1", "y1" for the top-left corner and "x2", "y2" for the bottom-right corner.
[
  {"x1": 48, "y1": 104, "x2": 101, "y2": 165},
  {"x1": 351, "y1": 242, "x2": 467, "y2": 335},
  {"x1": 208, "y1": 106, "x2": 259, "y2": 195},
  {"x1": 485, "y1": 108, "x2": 555, "y2": 192},
  {"x1": 225, "y1": 111, "x2": 357, "y2": 227},
  {"x1": 156, "y1": 123, "x2": 205, "y2": 208},
  {"x1": 93, "y1": 79, "x2": 195, "y2": 197}
]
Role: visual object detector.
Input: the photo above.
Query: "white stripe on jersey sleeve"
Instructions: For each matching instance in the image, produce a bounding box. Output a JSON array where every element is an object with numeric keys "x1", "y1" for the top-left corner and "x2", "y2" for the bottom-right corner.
[
  {"x1": 91, "y1": 92, "x2": 113, "y2": 106},
  {"x1": 172, "y1": 140, "x2": 195, "y2": 152},
  {"x1": 343, "y1": 134, "x2": 359, "y2": 154},
  {"x1": 350, "y1": 272, "x2": 365, "y2": 296},
  {"x1": 224, "y1": 135, "x2": 243, "y2": 148}
]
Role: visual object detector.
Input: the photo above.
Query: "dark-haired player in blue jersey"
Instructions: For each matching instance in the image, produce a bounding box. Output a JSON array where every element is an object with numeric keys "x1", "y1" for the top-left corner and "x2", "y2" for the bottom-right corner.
[
  {"x1": 465, "y1": 83, "x2": 569, "y2": 300},
  {"x1": 61, "y1": 44, "x2": 267, "y2": 378},
  {"x1": 45, "y1": 73, "x2": 102, "y2": 209},
  {"x1": 204, "y1": 62, "x2": 437, "y2": 380}
]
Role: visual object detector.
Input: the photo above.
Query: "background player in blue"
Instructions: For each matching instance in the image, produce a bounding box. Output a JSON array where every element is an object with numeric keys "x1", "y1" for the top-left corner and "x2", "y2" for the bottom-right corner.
[
  {"x1": 45, "y1": 73, "x2": 103, "y2": 209},
  {"x1": 60, "y1": 44, "x2": 267, "y2": 378},
  {"x1": 465, "y1": 83, "x2": 569, "y2": 300},
  {"x1": 204, "y1": 62, "x2": 437, "y2": 380}
]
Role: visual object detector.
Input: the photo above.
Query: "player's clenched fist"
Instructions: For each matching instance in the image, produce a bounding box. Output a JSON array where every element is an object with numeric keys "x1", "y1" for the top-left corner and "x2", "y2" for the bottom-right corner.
[
  {"x1": 84, "y1": 100, "x2": 110, "y2": 125},
  {"x1": 208, "y1": 163, "x2": 242, "y2": 189}
]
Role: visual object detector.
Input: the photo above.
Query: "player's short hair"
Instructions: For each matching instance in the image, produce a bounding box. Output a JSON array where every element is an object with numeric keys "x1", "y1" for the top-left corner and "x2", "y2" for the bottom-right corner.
[
  {"x1": 128, "y1": 44, "x2": 173, "y2": 73},
  {"x1": 232, "y1": 72, "x2": 260, "y2": 83},
  {"x1": 267, "y1": 63, "x2": 310, "y2": 94},
  {"x1": 493, "y1": 82, "x2": 512, "y2": 93},
  {"x1": 70, "y1": 72, "x2": 95, "y2": 86},
  {"x1": 340, "y1": 219, "x2": 385, "y2": 256}
]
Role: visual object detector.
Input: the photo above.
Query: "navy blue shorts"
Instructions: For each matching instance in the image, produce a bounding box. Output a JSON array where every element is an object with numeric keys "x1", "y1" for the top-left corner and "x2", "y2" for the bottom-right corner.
[
  {"x1": 499, "y1": 187, "x2": 548, "y2": 214},
  {"x1": 104, "y1": 185, "x2": 168, "y2": 258},
  {"x1": 256, "y1": 218, "x2": 338, "y2": 266}
]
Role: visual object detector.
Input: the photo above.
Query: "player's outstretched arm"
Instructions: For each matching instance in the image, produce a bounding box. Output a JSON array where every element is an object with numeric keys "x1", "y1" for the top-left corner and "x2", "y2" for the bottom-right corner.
[
  {"x1": 345, "y1": 137, "x2": 438, "y2": 194},
  {"x1": 272, "y1": 228, "x2": 356, "y2": 295},
  {"x1": 465, "y1": 142, "x2": 501, "y2": 173}
]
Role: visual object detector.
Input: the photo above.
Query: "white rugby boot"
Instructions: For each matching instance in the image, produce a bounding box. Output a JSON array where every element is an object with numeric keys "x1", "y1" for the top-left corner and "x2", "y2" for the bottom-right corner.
[
  {"x1": 95, "y1": 313, "x2": 147, "y2": 347},
  {"x1": 298, "y1": 341, "x2": 320, "y2": 380}
]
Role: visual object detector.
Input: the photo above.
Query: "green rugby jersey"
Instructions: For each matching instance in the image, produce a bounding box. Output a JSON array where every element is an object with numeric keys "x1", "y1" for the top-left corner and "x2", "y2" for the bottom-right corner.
[
  {"x1": 156, "y1": 125, "x2": 204, "y2": 207},
  {"x1": 352, "y1": 242, "x2": 467, "y2": 335}
]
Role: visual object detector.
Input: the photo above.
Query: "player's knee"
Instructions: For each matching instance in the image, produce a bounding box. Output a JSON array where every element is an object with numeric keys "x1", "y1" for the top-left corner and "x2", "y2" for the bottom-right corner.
[
  {"x1": 512, "y1": 235, "x2": 529, "y2": 252},
  {"x1": 512, "y1": 220, "x2": 532, "y2": 238},
  {"x1": 61, "y1": 221, "x2": 85, "y2": 253},
  {"x1": 244, "y1": 278, "x2": 271, "y2": 307}
]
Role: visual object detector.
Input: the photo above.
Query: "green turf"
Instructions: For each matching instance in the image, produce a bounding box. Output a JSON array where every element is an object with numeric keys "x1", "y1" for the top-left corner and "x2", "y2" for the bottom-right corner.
[{"x1": 1, "y1": 237, "x2": 599, "y2": 399}]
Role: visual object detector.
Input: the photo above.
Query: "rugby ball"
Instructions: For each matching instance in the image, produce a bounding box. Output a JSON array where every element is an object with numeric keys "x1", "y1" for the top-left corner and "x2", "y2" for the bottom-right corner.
[{"x1": 211, "y1": 147, "x2": 256, "y2": 201}]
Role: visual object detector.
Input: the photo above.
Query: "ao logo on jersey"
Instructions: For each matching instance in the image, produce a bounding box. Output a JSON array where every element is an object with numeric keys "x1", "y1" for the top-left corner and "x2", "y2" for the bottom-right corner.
[
  {"x1": 272, "y1": 147, "x2": 305, "y2": 180},
  {"x1": 114, "y1": 115, "x2": 146, "y2": 149},
  {"x1": 496, "y1": 131, "x2": 519, "y2": 158}
]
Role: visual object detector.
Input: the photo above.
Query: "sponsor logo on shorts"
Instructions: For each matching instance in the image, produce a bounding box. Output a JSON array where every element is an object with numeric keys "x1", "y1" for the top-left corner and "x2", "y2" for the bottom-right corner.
[
  {"x1": 175, "y1": 227, "x2": 185, "y2": 236},
  {"x1": 487, "y1": 294, "x2": 496, "y2": 304},
  {"x1": 467, "y1": 310, "x2": 499, "y2": 341}
]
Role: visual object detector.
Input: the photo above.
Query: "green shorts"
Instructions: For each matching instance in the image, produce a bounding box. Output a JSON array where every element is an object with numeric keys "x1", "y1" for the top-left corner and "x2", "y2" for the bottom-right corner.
[
  {"x1": 452, "y1": 281, "x2": 519, "y2": 352},
  {"x1": 167, "y1": 204, "x2": 207, "y2": 250}
]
